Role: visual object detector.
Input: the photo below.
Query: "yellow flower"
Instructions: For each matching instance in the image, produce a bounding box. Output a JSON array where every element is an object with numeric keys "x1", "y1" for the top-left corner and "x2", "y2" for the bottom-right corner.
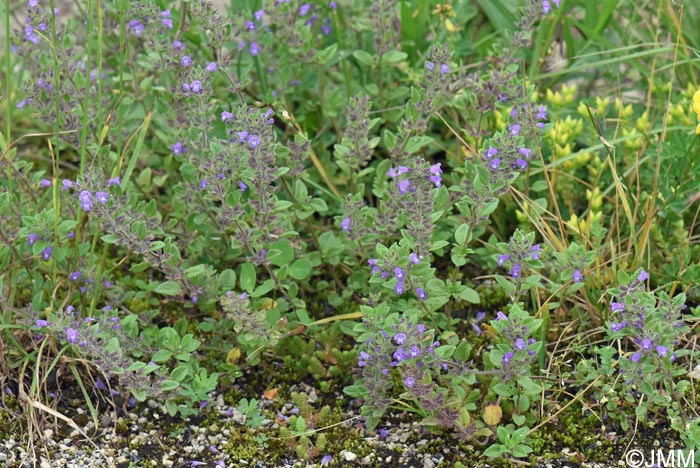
[{"x1": 693, "y1": 89, "x2": 700, "y2": 116}]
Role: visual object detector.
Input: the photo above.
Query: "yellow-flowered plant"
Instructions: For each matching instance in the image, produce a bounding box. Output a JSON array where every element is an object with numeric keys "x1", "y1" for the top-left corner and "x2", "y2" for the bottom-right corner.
[{"x1": 692, "y1": 89, "x2": 700, "y2": 134}]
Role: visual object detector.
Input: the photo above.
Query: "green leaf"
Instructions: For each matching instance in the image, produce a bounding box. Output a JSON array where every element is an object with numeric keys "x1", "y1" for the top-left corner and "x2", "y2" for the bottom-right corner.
[
  {"x1": 252, "y1": 279, "x2": 275, "y2": 297},
  {"x1": 404, "y1": 135, "x2": 433, "y2": 154},
  {"x1": 154, "y1": 281, "x2": 181, "y2": 296},
  {"x1": 512, "y1": 413, "x2": 527, "y2": 426},
  {"x1": 381, "y1": 51, "x2": 407, "y2": 64},
  {"x1": 353, "y1": 50, "x2": 377, "y2": 67},
  {"x1": 240, "y1": 263, "x2": 256, "y2": 293},
  {"x1": 171, "y1": 366, "x2": 190, "y2": 382},
  {"x1": 161, "y1": 379, "x2": 180, "y2": 392},
  {"x1": 458, "y1": 287, "x2": 480, "y2": 304},
  {"x1": 151, "y1": 349, "x2": 173, "y2": 363},
  {"x1": 316, "y1": 43, "x2": 338, "y2": 64},
  {"x1": 289, "y1": 258, "x2": 312, "y2": 280},
  {"x1": 455, "y1": 224, "x2": 470, "y2": 246}
]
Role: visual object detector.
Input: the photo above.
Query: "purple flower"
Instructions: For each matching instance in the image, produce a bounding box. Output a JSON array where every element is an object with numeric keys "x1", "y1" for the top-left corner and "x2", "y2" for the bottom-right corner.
[
  {"x1": 299, "y1": 3, "x2": 311, "y2": 15},
  {"x1": 610, "y1": 302, "x2": 624, "y2": 312},
  {"x1": 542, "y1": 0, "x2": 551, "y2": 13},
  {"x1": 172, "y1": 40, "x2": 184, "y2": 50},
  {"x1": 190, "y1": 462, "x2": 206, "y2": 468},
  {"x1": 630, "y1": 352, "x2": 641, "y2": 363},
  {"x1": 393, "y1": 347, "x2": 407, "y2": 362},
  {"x1": 238, "y1": 181, "x2": 248, "y2": 192},
  {"x1": 572, "y1": 269, "x2": 583, "y2": 283},
  {"x1": 62, "y1": 179, "x2": 73, "y2": 190},
  {"x1": 637, "y1": 269, "x2": 649, "y2": 282},
  {"x1": 397, "y1": 179, "x2": 410, "y2": 194},
  {"x1": 321, "y1": 455, "x2": 332, "y2": 466},
  {"x1": 28, "y1": 233, "x2": 38, "y2": 246},
  {"x1": 511, "y1": 263, "x2": 521, "y2": 279},
  {"x1": 162, "y1": 17, "x2": 173, "y2": 29},
  {"x1": 393, "y1": 267, "x2": 406, "y2": 280},
  {"x1": 416, "y1": 287, "x2": 427, "y2": 300},
  {"x1": 95, "y1": 192, "x2": 108, "y2": 204},
  {"x1": 502, "y1": 351, "x2": 514, "y2": 366},
  {"x1": 656, "y1": 346, "x2": 668, "y2": 357},
  {"x1": 608, "y1": 322, "x2": 628, "y2": 334},
  {"x1": 536, "y1": 105, "x2": 547, "y2": 120},
  {"x1": 254, "y1": 9, "x2": 265, "y2": 22},
  {"x1": 181, "y1": 56, "x2": 193, "y2": 67},
  {"x1": 182, "y1": 82, "x2": 191, "y2": 93},
  {"x1": 249, "y1": 42, "x2": 260, "y2": 56},
  {"x1": 39, "y1": 178, "x2": 52, "y2": 188},
  {"x1": 509, "y1": 124, "x2": 521, "y2": 136},
  {"x1": 496, "y1": 311, "x2": 508, "y2": 321},
  {"x1": 340, "y1": 217, "x2": 351, "y2": 232},
  {"x1": 530, "y1": 244, "x2": 542, "y2": 260},
  {"x1": 429, "y1": 174, "x2": 442, "y2": 187},
  {"x1": 221, "y1": 111, "x2": 234, "y2": 123},
  {"x1": 245, "y1": 20, "x2": 256, "y2": 30},
  {"x1": 17, "y1": 98, "x2": 33, "y2": 109},
  {"x1": 404, "y1": 376, "x2": 416, "y2": 388},
  {"x1": 485, "y1": 146, "x2": 499, "y2": 159},
  {"x1": 42, "y1": 246, "x2": 53, "y2": 260},
  {"x1": 393, "y1": 280, "x2": 404, "y2": 295},
  {"x1": 69, "y1": 271, "x2": 81, "y2": 282},
  {"x1": 514, "y1": 337, "x2": 526, "y2": 350},
  {"x1": 107, "y1": 177, "x2": 121, "y2": 187},
  {"x1": 66, "y1": 328, "x2": 79, "y2": 343},
  {"x1": 200, "y1": 179, "x2": 208, "y2": 190},
  {"x1": 35, "y1": 319, "x2": 48, "y2": 327},
  {"x1": 171, "y1": 141, "x2": 186, "y2": 156},
  {"x1": 489, "y1": 158, "x2": 501, "y2": 170},
  {"x1": 518, "y1": 147, "x2": 532, "y2": 159},
  {"x1": 206, "y1": 62, "x2": 218, "y2": 72},
  {"x1": 408, "y1": 345, "x2": 421, "y2": 358},
  {"x1": 321, "y1": 21, "x2": 332, "y2": 36},
  {"x1": 498, "y1": 254, "x2": 510, "y2": 266},
  {"x1": 329, "y1": 2, "x2": 338, "y2": 10},
  {"x1": 80, "y1": 196, "x2": 93, "y2": 212},
  {"x1": 247, "y1": 134, "x2": 260, "y2": 148},
  {"x1": 394, "y1": 333, "x2": 407, "y2": 345},
  {"x1": 190, "y1": 80, "x2": 203, "y2": 94},
  {"x1": 425, "y1": 61, "x2": 434, "y2": 71},
  {"x1": 128, "y1": 20, "x2": 143, "y2": 36},
  {"x1": 640, "y1": 337, "x2": 653, "y2": 350},
  {"x1": 408, "y1": 252, "x2": 420, "y2": 264},
  {"x1": 514, "y1": 158, "x2": 528, "y2": 170},
  {"x1": 440, "y1": 63, "x2": 450, "y2": 75}
]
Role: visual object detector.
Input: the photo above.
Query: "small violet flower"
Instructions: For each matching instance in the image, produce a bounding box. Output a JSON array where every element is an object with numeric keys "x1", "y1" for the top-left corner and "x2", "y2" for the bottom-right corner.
[
  {"x1": 404, "y1": 376, "x2": 416, "y2": 388},
  {"x1": 171, "y1": 141, "x2": 186, "y2": 156},
  {"x1": 572, "y1": 269, "x2": 583, "y2": 283},
  {"x1": 502, "y1": 351, "x2": 514, "y2": 366},
  {"x1": 66, "y1": 328, "x2": 79, "y2": 343},
  {"x1": 42, "y1": 246, "x2": 53, "y2": 260},
  {"x1": 394, "y1": 332, "x2": 407, "y2": 345},
  {"x1": 415, "y1": 287, "x2": 427, "y2": 300},
  {"x1": 340, "y1": 217, "x2": 351, "y2": 232}
]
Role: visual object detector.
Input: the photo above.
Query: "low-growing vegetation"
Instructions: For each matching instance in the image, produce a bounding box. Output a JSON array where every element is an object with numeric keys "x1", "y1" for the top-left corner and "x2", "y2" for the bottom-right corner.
[{"x1": 2, "y1": 0, "x2": 700, "y2": 466}]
